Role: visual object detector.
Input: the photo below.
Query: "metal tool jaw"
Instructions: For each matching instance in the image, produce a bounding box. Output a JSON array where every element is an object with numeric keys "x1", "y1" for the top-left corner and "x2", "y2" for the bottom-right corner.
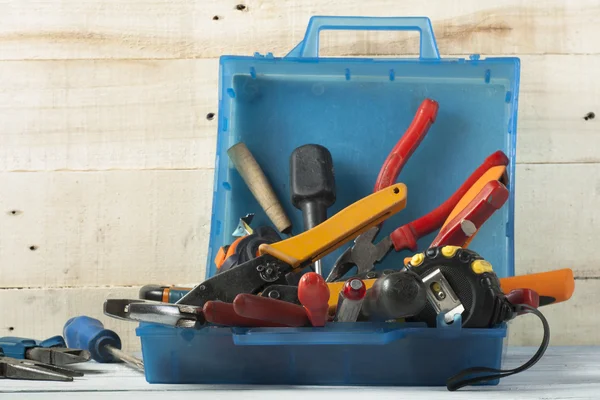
[
  {"x1": 104, "y1": 299, "x2": 205, "y2": 328},
  {"x1": 0, "y1": 353, "x2": 84, "y2": 381},
  {"x1": 0, "y1": 336, "x2": 90, "y2": 366},
  {"x1": 176, "y1": 254, "x2": 293, "y2": 307},
  {"x1": 26, "y1": 347, "x2": 91, "y2": 366},
  {"x1": 326, "y1": 226, "x2": 392, "y2": 282}
]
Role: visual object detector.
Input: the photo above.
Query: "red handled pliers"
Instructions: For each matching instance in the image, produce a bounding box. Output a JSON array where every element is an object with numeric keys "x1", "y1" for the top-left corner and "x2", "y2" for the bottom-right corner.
[{"x1": 325, "y1": 99, "x2": 509, "y2": 282}]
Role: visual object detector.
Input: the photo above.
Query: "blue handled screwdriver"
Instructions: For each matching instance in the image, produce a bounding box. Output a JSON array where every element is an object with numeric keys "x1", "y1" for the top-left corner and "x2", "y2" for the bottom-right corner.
[
  {"x1": 63, "y1": 316, "x2": 144, "y2": 371},
  {"x1": 0, "y1": 336, "x2": 91, "y2": 366}
]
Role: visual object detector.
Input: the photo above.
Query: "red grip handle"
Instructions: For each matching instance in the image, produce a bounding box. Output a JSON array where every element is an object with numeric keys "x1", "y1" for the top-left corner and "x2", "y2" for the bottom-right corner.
[
  {"x1": 390, "y1": 150, "x2": 509, "y2": 252},
  {"x1": 374, "y1": 99, "x2": 439, "y2": 192},
  {"x1": 233, "y1": 294, "x2": 309, "y2": 327},
  {"x1": 298, "y1": 272, "x2": 330, "y2": 327},
  {"x1": 506, "y1": 289, "x2": 540, "y2": 315},
  {"x1": 203, "y1": 301, "x2": 286, "y2": 327},
  {"x1": 430, "y1": 180, "x2": 509, "y2": 247}
]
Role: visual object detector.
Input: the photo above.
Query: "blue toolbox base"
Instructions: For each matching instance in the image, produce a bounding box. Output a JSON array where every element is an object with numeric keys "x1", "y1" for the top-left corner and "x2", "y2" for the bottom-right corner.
[
  {"x1": 137, "y1": 322, "x2": 507, "y2": 385},
  {"x1": 139, "y1": 16, "x2": 519, "y2": 386}
]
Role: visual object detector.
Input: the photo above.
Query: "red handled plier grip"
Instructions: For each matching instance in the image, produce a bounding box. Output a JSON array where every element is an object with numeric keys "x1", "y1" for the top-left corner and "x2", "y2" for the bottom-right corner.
[
  {"x1": 327, "y1": 96, "x2": 510, "y2": 283},
  {"x1": 389, "y1": 150, "x2": 509, "y2": 252},
  {"x1": 375, "y1": 99, "x2": 439, "y2": 191}
]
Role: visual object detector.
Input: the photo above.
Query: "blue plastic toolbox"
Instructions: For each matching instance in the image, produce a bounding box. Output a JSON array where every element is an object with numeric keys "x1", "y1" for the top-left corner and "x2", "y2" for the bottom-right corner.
[{"x1": 137, "y1": 16, "x2": 520, "y2": 386}]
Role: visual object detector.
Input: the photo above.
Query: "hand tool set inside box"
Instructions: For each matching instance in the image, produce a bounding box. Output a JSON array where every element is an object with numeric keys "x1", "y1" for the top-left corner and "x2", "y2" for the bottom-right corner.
[{"x1": 97, "y1": 16, "x2": 575, "y2": 390}]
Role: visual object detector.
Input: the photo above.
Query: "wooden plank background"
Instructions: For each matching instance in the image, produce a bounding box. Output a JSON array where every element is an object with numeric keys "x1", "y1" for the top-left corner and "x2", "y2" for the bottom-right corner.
[{"x1": 0, "y1": 0, "x2": 597, "y2": 351}]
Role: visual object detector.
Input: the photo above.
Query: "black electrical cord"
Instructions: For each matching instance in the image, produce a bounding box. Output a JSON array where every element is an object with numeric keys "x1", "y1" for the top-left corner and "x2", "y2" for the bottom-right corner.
[{"x1": 446, "y1": 304, "x2": 550, "y2": 391}]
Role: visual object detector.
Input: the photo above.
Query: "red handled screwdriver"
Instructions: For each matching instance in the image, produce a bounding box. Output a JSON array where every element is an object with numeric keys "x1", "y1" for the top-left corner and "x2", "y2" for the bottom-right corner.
[
  {"x1": 334, "y1": 278, "x2": 367, "y2": 322},
  {"x1": 298, "y1": 272, "x2": 330, "y2": 327}
]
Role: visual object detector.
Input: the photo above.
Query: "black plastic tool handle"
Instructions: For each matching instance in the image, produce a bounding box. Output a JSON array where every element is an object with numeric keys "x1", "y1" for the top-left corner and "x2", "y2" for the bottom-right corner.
[
  {"x1": 361, "y1": 271, "x2": 427, "y2": 321},
  {"x1": 290, "y1": 144, "x2": 336, "y2": 230}
]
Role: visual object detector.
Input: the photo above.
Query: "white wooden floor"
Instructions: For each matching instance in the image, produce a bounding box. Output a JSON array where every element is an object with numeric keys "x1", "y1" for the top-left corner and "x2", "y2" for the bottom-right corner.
[{"x1": 1, "y1": 347, "x2": 598, "y2": 399}]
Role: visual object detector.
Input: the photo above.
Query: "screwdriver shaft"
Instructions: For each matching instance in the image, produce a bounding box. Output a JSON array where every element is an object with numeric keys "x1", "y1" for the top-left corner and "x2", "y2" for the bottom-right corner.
[
  {"x1": 314, "y1": 260, "x2": 323, "y2": 276},
  {"x1": 105, "y1": 346, "x2": 144, "y2": 371}
]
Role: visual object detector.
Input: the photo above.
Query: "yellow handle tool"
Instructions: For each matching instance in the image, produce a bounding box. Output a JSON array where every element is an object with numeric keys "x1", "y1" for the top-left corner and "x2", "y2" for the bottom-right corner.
[
  {"x1": 177, "y1": 183, "x2": 407, "y2": 306},
  {"x1": 260, "y1": 184, "x2": 407, "y2": 269}
]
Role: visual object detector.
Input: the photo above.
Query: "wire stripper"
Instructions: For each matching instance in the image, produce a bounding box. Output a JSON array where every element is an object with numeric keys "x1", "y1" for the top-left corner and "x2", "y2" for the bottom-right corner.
[{"x1": 175, "y1": 183, "x2": 408, "y2": 307}]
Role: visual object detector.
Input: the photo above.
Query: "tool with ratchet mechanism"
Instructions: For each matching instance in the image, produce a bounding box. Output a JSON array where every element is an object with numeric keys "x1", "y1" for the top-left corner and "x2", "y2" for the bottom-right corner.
[
  {"x1": 214, "y1": 226, "x2": 282, "y2": 274},
  {"x1": 404, "y1": 246, "x2": 540, "y2": 328},
  {"x1": 357, "y1": 246, "x2": 541, "y2": 328},
  {"x1": 173, "y1": 183, "x2": 407, "y2": 307}
]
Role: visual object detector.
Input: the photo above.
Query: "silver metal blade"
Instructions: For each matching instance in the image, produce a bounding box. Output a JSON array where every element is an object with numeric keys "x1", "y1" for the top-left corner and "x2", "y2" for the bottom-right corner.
[
  {"x1": 105, "y1": 346, "x2": 144, "y2": 372},
  {"x1": 1, "y1": 357, "x2": 74, "y2": 381},
  {"x1": 27, "y1": 347, "x2": 91, "y2": 366}
]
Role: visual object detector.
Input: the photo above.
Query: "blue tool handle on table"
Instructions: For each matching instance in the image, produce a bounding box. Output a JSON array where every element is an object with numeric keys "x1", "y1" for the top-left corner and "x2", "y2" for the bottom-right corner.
[
  {"x1": 287, "y1": 16, "x2": 440, "y2": 59},
  {"x1": 36, "y1": 335, "x2": 67, "y2": 348},
  {"x1": 0, "y1": 337, "x2": 38, "y2": 359},
  {"x1": 63, "y1": 316, "x2": 121, "y2": 363}
]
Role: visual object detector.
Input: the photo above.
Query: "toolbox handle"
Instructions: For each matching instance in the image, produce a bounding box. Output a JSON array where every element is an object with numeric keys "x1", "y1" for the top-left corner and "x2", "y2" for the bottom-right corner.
[{"x1": 290, "y1": 16, "x2": 440, "y2": 59}]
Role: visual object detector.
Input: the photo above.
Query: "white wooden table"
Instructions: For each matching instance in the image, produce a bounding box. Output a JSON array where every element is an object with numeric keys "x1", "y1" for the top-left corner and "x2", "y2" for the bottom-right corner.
[{"x1": 2, "y1": 347, "x2": 598, "y2": 399}]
